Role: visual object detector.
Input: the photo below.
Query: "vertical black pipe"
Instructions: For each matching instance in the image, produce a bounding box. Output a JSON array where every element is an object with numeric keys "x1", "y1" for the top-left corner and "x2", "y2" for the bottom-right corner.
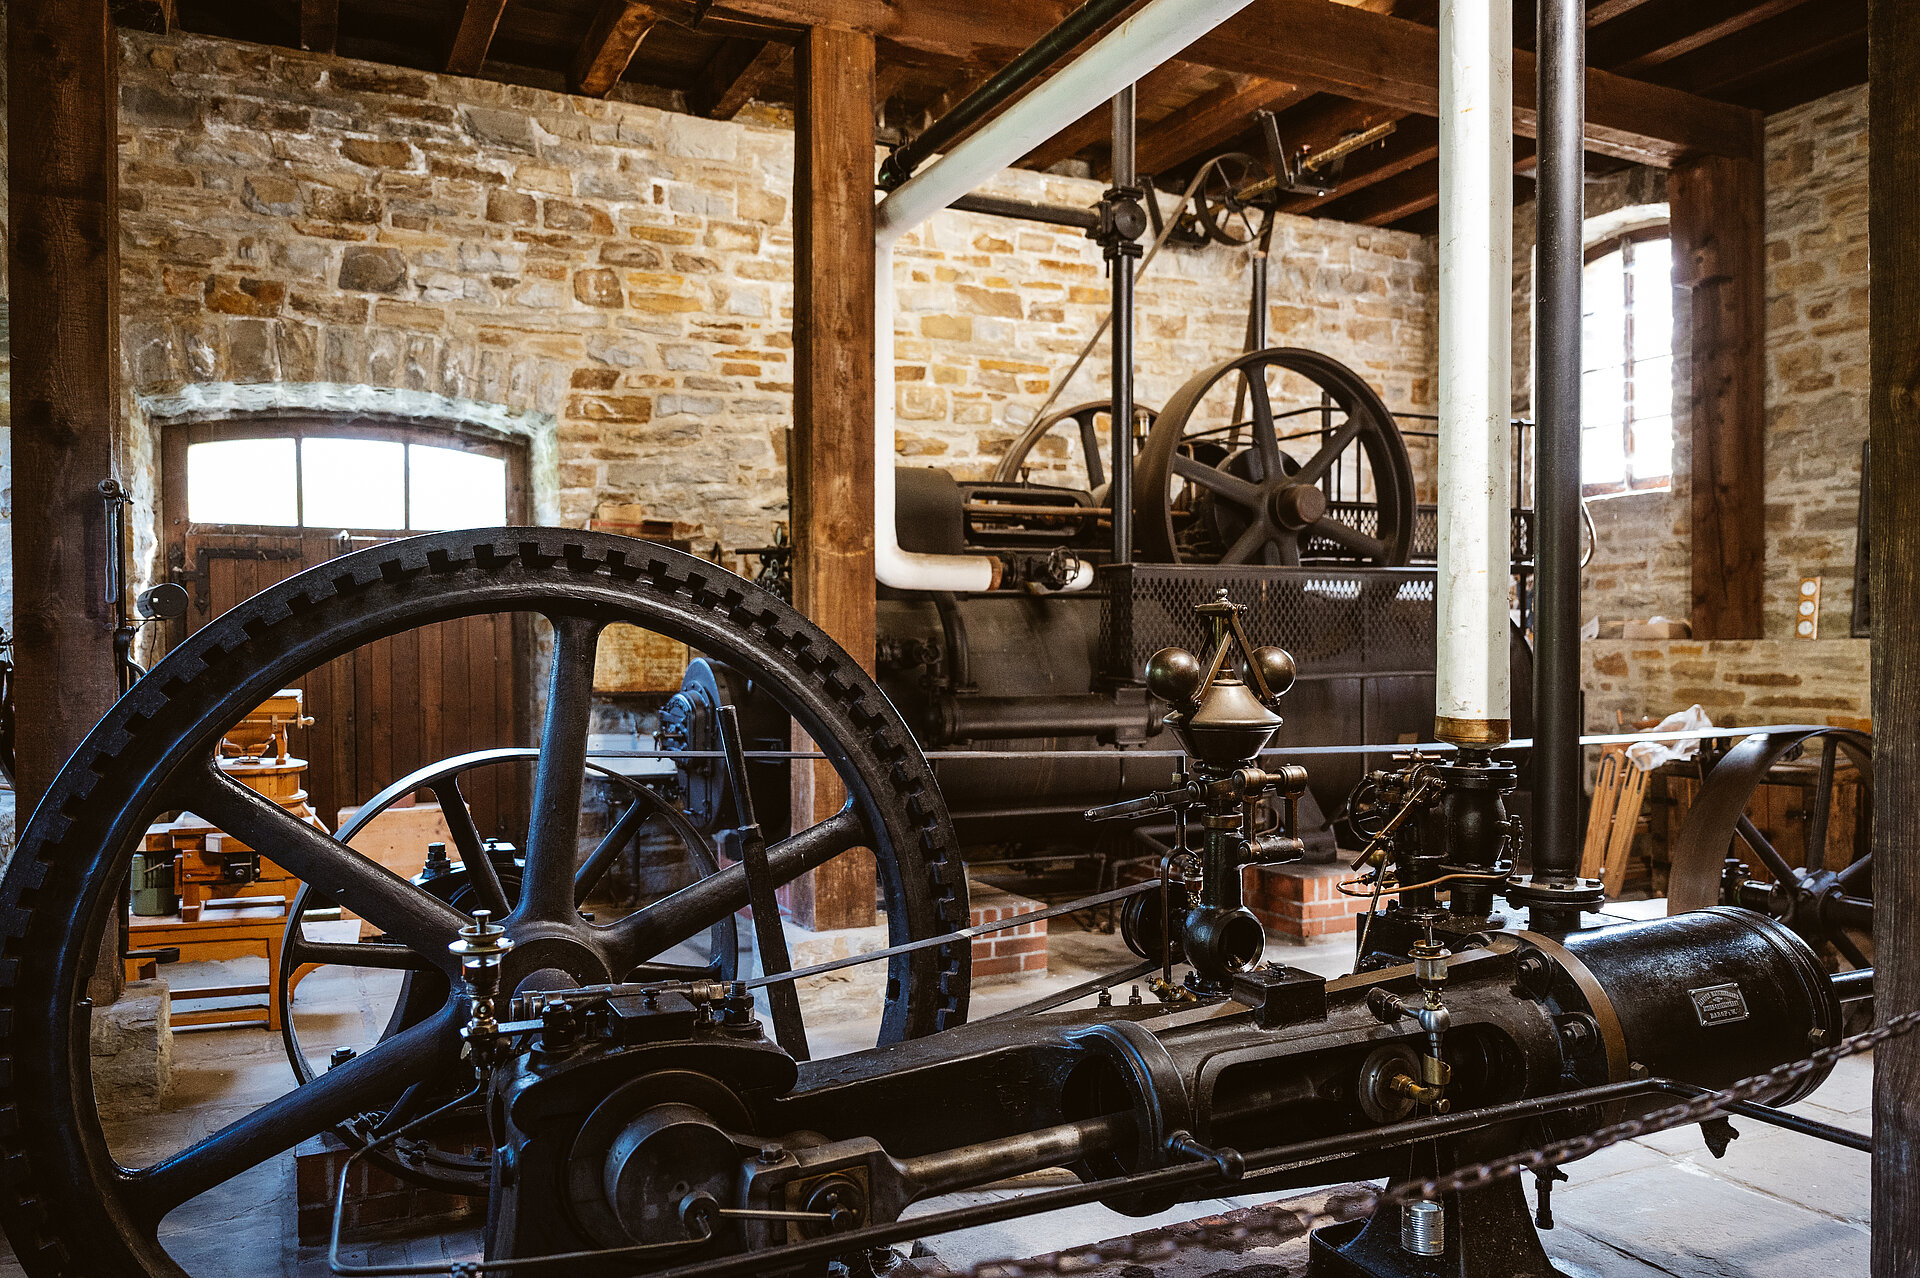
[
  {"x1": 1109, "y1": 85, "x2": 1138, "y2": 564},
  {"x1": 1531, "y1": 0, "x2": 1585, "y2": 890}
]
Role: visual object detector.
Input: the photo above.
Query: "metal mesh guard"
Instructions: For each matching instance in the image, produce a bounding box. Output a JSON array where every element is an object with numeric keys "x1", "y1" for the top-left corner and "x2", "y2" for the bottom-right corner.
[{"x1": 1099, "y1": 564, "x2": 1437, "y2": 683}]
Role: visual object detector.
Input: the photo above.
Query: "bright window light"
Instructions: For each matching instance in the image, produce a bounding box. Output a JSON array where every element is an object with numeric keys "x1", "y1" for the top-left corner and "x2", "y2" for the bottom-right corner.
[
  {"x1": 1580, "y1": 232, "x2": 1673, "y2": 495},
  {"x1": 408, "y1": 445, "x2": 509, "y2": 530},
  {"x1": 186, "y1": 438, "x2": 298, "y2": 525},
  {"x1": 301, "y1": 437, "x2": 405, "y2": 529}
]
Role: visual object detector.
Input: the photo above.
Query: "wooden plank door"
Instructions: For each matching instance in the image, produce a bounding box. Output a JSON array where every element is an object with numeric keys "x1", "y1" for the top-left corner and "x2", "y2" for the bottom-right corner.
[{"x1": 160, "y1": 420, "x2": 532, "y2": 843}]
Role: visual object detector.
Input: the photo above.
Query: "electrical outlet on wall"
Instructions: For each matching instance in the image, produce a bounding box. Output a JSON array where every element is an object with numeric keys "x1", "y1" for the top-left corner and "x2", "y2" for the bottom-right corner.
[{"x1": 1795, "y1": 576, "x2": 1822, "y2": 639}]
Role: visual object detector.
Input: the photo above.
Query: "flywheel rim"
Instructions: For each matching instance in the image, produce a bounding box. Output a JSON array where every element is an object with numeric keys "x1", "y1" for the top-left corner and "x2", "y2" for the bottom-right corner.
[
  {"x1": 0, "y1": 529, "x2": 968, "y2": 1277},
  {"x1": 1131, "y1": 347, "x2": 1416, "y2": 566}
]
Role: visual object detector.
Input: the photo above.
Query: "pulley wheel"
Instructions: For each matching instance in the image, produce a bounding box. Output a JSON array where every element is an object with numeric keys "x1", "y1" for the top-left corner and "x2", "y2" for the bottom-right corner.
[
  {"x1": 0, "y1": 530, "x2": 969, "y2": 1277},
  {"x1": 1668, "y1": 727, "x2": 1872, "y2": 967},
  {"x1": 1132, "y1": 347, "x2": 1415, "y2": 566},
  {"x1": 991, "y1": 399, "x2": 1159, "y2": 497},
  {"x1": 275, "y1": 746, "x2": 738, "y2": 1193}
]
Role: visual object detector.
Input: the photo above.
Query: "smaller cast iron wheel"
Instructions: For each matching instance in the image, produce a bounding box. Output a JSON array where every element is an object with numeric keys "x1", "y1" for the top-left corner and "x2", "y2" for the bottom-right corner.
[
  {"x1": 1667, "y1": 727, "x2": 1873, "y2": 966},
  {"x1": 990, "y1": 399, "x2": 1160, "y2": 496},
  {"x1": 1132, "y1": 347, "x2": 1416, "y2": 566},
  {"x1": 276, "y1": 746, "x2": 737, "y2": 1193}
]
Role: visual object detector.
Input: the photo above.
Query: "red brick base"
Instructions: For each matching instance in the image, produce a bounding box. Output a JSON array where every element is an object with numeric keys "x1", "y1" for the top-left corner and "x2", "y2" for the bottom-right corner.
[
  {"x1": 1117, "y1": 859, "x2": 1368, "y2": 941},
  {"x1": 1244, "y1": 862, "x2": 1371, "y2": 940},
  {"x1": 969, "y1": 881, "x2": 1048, "y2": 979}
]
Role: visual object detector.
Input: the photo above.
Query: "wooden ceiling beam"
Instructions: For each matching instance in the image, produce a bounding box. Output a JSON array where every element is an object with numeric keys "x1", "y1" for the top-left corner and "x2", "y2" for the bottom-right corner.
[
  {"x1": 571, "y1": 0, "x2": 660, "y2": 98},
  {"x1": 698, "y1": 0, "x2": 1755, "y2": 167},
  {"x1": 298, "y1": 0, "x2": 338, "y2": 54},
  {"x1": 1602, "y1": 0, "x2": 1817, "y2": 76},
  {"x1": 445, "y1": 0, "x2": 510, "y2": 76},
  {"x1": 1023, "y1": 59, "x2": 1193, "y2": 173},
  {"x1": 1133, "y1": 74, "x2": 1311, "y2": 176},
  {"x1": 692, "y1": 37, "x2": 790, "y2": 118},
  {"x1": 1649, "y1": 0, "x2": 1866, "y2": 98},
  {"x1": 1329, "y1": 138, "x2": 1536, "y2": 227}
]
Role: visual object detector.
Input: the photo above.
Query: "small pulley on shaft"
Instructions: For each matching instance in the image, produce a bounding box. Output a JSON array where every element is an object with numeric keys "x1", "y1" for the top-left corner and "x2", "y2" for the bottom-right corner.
[{"x1": 1087, "y1": 589, "x2": 1308, "y2": 993}]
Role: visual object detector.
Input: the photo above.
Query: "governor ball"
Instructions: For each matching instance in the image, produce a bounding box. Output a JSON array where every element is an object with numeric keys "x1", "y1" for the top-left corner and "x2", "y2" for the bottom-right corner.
[
  {"x1": 1145, "y1": 646, "x2": 1205, "y2": 711},
  {"x1": 1249, "y1": 645, "x2": 1296, "y2": 699}
]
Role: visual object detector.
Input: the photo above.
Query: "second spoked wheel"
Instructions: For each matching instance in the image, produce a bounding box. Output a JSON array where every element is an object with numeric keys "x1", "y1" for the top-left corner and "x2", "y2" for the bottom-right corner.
[
  {"x1": 1132, "y1": 348, "x2": 1416, "y2": 566},
  {"x1": 1667, "y1": 727, "x2": 1873, "y2": 967}
]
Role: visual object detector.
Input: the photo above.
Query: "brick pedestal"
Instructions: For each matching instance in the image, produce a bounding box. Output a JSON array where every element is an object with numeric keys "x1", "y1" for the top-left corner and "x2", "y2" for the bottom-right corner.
[
  {"x1": 1245, "y1": 862, "x2": 1371, "y2": 940},
  {"x1": 968, "y1": 881, "x2": 1047, "y2": 981}
]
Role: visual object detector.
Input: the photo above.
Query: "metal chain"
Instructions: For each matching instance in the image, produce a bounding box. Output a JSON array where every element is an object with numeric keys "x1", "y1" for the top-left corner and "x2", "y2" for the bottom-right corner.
[{"x1": 957, "y1": 1006, "x2": 1918, "y2": 1278}]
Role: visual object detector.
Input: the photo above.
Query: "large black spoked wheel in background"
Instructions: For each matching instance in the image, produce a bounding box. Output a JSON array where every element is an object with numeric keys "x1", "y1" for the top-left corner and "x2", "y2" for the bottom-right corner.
[
  {"x1": 1132, "y1": 347, "x2": 1416, "y2": 566},
  {"x1": 1667, "y1": 727, "x2": 1873, "y2": 967},
  {"x1": 0, "y1": 530, "x2": 968, "y2": 1277},
  {"x1": 275, "y1": 746, "x2": 738, "y2": 1194}
]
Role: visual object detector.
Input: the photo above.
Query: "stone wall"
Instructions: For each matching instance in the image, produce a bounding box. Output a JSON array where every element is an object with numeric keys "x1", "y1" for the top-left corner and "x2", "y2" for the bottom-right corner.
[
  {"x1": 110, "y1": 27, "x2": 1437, "y2": 578},
  {"x1": 1511, "y1": 85, "x2": 1873, "y2": 732}
]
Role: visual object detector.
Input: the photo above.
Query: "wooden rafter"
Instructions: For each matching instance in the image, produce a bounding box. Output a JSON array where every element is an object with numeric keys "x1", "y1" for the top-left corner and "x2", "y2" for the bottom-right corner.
[
  {"x1": 571, "y1": 0, "x2": 659, "y2": 98},
  {"x1": 698, "y1": 0, "x2": 1757, "y2": 167},
  {"x1": 445, "y1": 0, "x2": 511, "y2": 77},
  {"x1": 1649, "y1": 0, "x2": 1866, "y2": 97},
  {"x1": 1133, "y1": 74, "x2": 1311, "y2": 176},
  {"x1": 299, "y1": 0, "x2": 337, "y2": 53},
  {"x1": 1601, "y1": 0, "x2": 1817, "y2": 76},
  {"x1": 1023, "y1": 60, "x2": 1193, "y2": 174},
  {"x1": 692, "y1": 37, "x2": 790, "y2": 118}
]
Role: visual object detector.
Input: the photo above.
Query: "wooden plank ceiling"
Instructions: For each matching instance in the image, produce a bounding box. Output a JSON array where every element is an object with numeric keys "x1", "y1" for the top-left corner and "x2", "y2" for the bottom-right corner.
[{"x1": 160, "y1": 0, "x2": 1865, "y2": 232}]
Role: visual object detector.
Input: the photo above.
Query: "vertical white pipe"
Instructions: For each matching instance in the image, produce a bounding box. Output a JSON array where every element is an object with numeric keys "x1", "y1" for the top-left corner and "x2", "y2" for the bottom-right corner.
[{"x1": 1434, "y1": 0, "x2": 1514, "y2": 746}]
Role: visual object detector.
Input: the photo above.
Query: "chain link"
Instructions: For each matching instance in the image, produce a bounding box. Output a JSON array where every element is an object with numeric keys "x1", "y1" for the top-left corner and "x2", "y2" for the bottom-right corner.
[{"x1": 957, "y1": 1006, "x2": 1917, "y2": 1278}]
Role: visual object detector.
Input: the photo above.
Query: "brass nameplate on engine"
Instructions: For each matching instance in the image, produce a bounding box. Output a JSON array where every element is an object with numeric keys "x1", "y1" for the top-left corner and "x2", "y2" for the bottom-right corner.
[{"x1": 1689, "y1": 982, "x2": 1750, "y2": 1026}]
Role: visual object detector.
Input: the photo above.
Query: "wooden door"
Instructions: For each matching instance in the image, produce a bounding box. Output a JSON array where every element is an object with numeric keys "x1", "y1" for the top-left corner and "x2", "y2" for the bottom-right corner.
[{"x1": 160, "y1": 419, "x2": 532, "y2": 841}]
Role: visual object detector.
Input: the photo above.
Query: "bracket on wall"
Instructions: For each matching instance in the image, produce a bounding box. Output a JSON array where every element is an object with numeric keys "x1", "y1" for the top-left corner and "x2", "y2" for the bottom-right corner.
[{"x1": 167, "y1": 544, "x2": 306, "y2": 616}]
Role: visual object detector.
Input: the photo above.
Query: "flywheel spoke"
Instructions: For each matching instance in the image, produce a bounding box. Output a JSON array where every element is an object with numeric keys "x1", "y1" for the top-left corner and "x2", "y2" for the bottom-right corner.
[
  {"x1": 1170, "y1": 452, "x2": 1263, "y2": 509},
  {"x1": 1805, "y1": 737, "x2": 1838, "y2": 872},
  {"x1": 1291, "y1": 416, "x2": 1363, "y2": 487},
  {"x1": 184, "y1": 763, "x2": 466, "y2": 976},
  {"x1": 431, "y1": 778, "x2": 512, "y2": 917},
  {"x1": 521, "y1": 615, "x2": 604, "y2": 922},
  {"x1": 1244, "y1": 372, "x2": 1282, "y2": 475},
  {"x1": 609, "y1": 803, "x2": 862, "y2": 962},
  {"x1": 1310, "y1": 517, "x2": 1386, "y2": 561},
  {"x1": 125, "y1": 1007, "x2": 461, "y2": 1225},
  {"x1": 291, "y1": 940, "x2": 434, "y2": 971},
  {"x1": 1221, "y1": 519, "x2": 1275, "y2": 566},
  {"x1": 1735, "y1": 814, "x2": 1802, "y2": 888},
  {"x1": 575, "y1": 799, "x2": 651, "y2": 906}
]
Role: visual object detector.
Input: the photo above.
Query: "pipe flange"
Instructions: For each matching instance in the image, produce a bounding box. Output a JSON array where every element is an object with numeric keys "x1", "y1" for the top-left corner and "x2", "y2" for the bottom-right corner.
[{"x1": 1504, "y1": 874, "x2": 1606, "y2": 913}]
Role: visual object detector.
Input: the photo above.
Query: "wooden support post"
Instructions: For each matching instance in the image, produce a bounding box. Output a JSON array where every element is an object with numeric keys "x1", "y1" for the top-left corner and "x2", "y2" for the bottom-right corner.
[
  {"x1": 789, "y1": 24, "x2": 878, "y2": 933},
  {"x1": 1671, "y1": 148, "x2": 1766, "y2": 639},
  {"x1": 1871, "y1": 2, "x2": 1920, "y2": 1273},
  {"x1": 8, "y1": 0, "x2": 124, "y2": 1001}
]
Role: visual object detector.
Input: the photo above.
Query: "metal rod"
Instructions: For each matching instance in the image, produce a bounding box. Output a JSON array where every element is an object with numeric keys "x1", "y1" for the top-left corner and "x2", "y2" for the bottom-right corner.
[
  {"x1": 950, "y1": 193, "x2": 1099, "y2": 230},
  {"x1": 1652, "y1": 1083, "x2": 1872, "y2": 1152},
  {"x1": 898, "y1": 1112, "x2": 1138, "y2": 1194},
  {"x1": 1109, "y1": 83, "x2": 1138, "y2": 566},
  {"x1": 1531, "y1": 0, "x2": 1587, "y2": 888},
  {"x1": 876, "y1": 0, "x2": 1136, "y2": 190},
  {"x1": 1832, "y1": 967, "x2": 1875, "y2": 1000}
]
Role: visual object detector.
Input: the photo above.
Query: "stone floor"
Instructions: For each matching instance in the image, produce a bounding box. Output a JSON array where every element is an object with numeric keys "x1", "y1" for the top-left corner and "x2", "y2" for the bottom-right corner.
[{"x1": 0, "y1": 902, "x2": 1874, "y2": 1277}]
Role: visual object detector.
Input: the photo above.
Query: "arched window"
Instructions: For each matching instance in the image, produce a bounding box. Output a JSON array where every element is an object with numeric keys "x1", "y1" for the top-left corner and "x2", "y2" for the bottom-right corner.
[
  {"x1": 179, "y1": 420, "x2": 518, "y2": 531},
  {"x1": 1581, "y1": 226, "x2": 1673, "y2": 495}
]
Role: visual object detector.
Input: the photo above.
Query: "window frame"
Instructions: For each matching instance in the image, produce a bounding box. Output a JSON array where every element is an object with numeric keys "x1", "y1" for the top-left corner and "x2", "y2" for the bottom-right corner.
[
  {"x1": 1580, "y1": 224, "x2": 1673, "y2": 498},
  {"x1": 165, "y1": 414, "x2": 529, "y2": 537}
]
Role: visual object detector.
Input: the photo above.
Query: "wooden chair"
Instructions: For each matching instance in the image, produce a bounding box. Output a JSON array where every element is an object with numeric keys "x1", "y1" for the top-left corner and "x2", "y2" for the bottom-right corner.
[{"x1": 1580, "y1": 745, "x2": 1652, "y2": 897}]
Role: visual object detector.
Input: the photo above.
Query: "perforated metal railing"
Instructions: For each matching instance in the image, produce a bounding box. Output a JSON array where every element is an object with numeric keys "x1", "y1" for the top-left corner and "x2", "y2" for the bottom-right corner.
[{"x1": 1098, "y1": 565, "x2": 1439, "y2": 682}]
